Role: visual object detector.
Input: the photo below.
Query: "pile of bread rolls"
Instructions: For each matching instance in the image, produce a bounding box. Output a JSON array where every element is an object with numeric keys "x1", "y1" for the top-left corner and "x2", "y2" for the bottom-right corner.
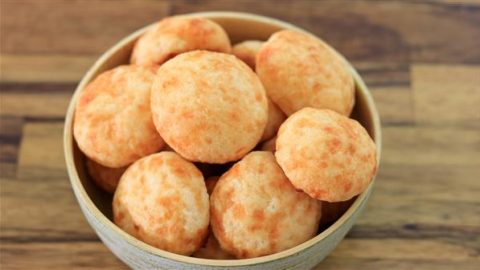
[{"x1": 74, "y1": 16, "x2": 377, "y2": 259}]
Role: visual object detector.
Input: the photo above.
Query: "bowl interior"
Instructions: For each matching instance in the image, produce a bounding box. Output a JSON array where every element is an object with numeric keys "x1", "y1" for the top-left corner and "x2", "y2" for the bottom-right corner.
[{"x1": 66, "y1": 12, "x2": 381, "y2": 263}]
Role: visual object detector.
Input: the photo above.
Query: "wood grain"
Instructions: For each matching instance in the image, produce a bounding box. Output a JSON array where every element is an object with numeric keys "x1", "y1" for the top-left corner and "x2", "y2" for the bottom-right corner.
[
  {"x1": 0, "y1": 242, "x2": 127, "y2": 270},
  {"x1": 0, "y1": 0, "x2": 170, "y2": 55},
  {"x1": 0, "y1": 55, "x2": 95, "y2": 83},
  {"x1": 412, "y1": 64, "x2": 480, "y2": 127},
  {"x1": 0, "y1": 84, "x2": 73, "y2": 119},
  {"x1": 1, "y1": 0, "x2": 479, "y2": 269},
  {"x1": 17, "y1": 123, "x2": 66, "y2": 179},
  {"x1": 171, "y1": 0, "x2": 480, "y2": 64}
]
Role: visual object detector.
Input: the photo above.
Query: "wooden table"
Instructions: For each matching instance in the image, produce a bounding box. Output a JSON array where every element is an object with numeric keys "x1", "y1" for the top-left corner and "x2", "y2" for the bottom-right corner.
[{"x1": 1, "y1": 1, "x2": 479, "y2": 269}]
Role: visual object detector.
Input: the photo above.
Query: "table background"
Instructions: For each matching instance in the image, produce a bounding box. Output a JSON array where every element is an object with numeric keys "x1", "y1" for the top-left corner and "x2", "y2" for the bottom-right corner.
[{"x1": 1, "y1": 0, "x2": 479, "y2": 269}]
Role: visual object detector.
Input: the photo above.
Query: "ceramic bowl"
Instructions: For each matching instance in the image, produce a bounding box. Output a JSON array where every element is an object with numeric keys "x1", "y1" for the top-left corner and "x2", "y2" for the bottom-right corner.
[{"x1": 64, "y1": 11, "x2": 382, "y2": 270}]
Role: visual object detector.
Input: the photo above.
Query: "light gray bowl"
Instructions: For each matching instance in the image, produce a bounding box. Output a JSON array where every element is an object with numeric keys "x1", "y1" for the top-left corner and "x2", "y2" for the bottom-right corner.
[{"x1": 64, "y1": 11, "x2": 382, "y2": 270}]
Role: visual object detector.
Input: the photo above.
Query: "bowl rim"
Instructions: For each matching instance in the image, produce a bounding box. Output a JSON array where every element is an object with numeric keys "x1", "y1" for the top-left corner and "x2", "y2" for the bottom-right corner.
[{"x1": 64, "y1": 11, "x2": 382, "y2": 267}]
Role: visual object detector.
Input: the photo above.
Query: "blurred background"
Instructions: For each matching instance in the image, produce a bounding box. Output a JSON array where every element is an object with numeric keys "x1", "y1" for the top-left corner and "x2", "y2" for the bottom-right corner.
[{"x1": 1, "y1": 1, "x2": 479, "y2": 269}]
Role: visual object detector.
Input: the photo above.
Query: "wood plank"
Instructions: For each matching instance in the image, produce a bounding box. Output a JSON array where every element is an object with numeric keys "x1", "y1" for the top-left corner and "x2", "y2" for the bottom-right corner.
[
  {"x1": 412, "y1": 64, "x2": 480, "y2": 127},
  {"x1": 0, "y1": 116, "x2": 23, "y2": 178},
  {"x1": 317, "y1": 257, "x2": 479, "y2": 270},
  {"x1": 0, "y1": 0, "x2": 170, "y2": 55},
  {"x1": 17, "y1": 122, "x2": 66, "y2": 179},
  {"x1": 431, "y1": 0, "x2": 480, "y2": 6},
  {"x1": 0, "y1": 116, "x2": 23, "y2": 163},
  {"x1": 328, "y1": 239, "x2": 478, "y2": 261},
  {"x1": 3, "y1": 240, "x2": 477, "y2": 270},
  {"x1": 0, "y1": 116, "x2": 24, "y2": 138},
  {"x1": 0, "y1": 242, "x2": 127, "y2": 270},
  {"x1": 0, "y1": 163, "x2": 16, "y2": 179},
  {"x1": 0, "y1": 176, "x2": 97, "y2": 241},
  {"x1": 2, "y1": 1, "x2": 479, "y2": 64},
  {"x1": 0, "y1": 92, "x2": 71, "y2": 119},
  {"x1": 171, "y1": 0, "x2": 480, "y2": 64},
  {"x1": 353, "y1": 164, "x2": 480, "y2": 239},
  {"x1": 371, "y1": 86, "x2": 413, "y2": 125},
  {"x1": 355, "y1": 62, "x2": 410, "y2": 87},
  {"x1": 382, "y1": 126, "x2": 480, "y2": 166},
  {"x1": 372, "y1": 164, "x2": 480, "y2": 203},
  {"x1": 0, "y1": 84, "x2": 73, "y2": 119},
  {"x1": 0, "y1": 55, "x2": 95, "y2": 83}
]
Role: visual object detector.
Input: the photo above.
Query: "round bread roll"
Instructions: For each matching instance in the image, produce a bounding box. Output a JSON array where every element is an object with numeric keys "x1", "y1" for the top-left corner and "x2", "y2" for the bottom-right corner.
[
  {"x1": 261, "y1": 98, "x2": 286, "y2": 142},
  {"x1": 131, "y1": 16, "x2": 231, "y2": 66},
  {"x1": 74, "y1": 65, "x2": 164, "y2": 168},
  {"x1": 162, "y1": 144, "x2": 174, "y2": 152},
  {"x1": 192, "y1": 231, "x2": 235, "y2": 260},
  {"x1": 256, "y1": 30, "x2": 355, "y2": 116},
  {"x1": 231, "y1": 40, "x2": 285, "y2": 142},
  {"x1": 86, "y1": 159, "x2": 127, "y2": 193},
  {"x1": 276, "y1": 108, "x2": 377, "y2": 202},
  {"x1": 151, "y1": 51, "x2": 268, "y2": 164},
  {"x1": 210, "y1": 151, "x2": 321, "y2": 258},
  {"x1": 260, "y1": 136, "x2": 276, "y2": 152},
  {"x1": 113, "y1": 152, "x2": 209, "y2": 255},
  {"x1": 231, "y1": 40, "x2": 263, "y2": 70},
  {"x1": 192, "y1": 176, "x2": 235, "y2": 259},
  {"x1": 205, "y1": 176, "x2": 219, "y2": 195}
]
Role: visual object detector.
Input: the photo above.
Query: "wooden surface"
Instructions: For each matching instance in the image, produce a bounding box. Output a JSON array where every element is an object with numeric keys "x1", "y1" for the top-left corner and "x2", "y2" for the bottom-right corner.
[{"x1": 1, "y1": 0, "x2": 479, "y2": 269}]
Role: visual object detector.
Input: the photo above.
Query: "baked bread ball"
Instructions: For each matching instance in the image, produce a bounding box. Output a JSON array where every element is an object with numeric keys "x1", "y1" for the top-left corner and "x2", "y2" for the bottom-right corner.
[
  {"x1": 260, "y1": 136, "x2": 276, "y2": 152},
  {"x1": 192, "y1": 176, "x2": 235, "y2": 259},
  {"x1": 86, "y1": 159, "x2": 127, "y2": 193},
  {"x1": 231, "y1": 40, "x2": 263, "y2": 70},
  {"x1": 261, "y1": 98, "x2": 286, "y2": 142},
  {"x1": 232, "y1": 40, "x2": 285, "y2": 141},
  {"x1": 131, "y1": 16, "x2": 231, "y2": 66},
  {"x1": 113, "y1": 152, "x2": 209, "y2": 255},
  {"x1": 74, "y1": 65, "x2": 164, "y2": 168},
  {"x1": 210, "y1": 151, "x2": 321, "y2": 258},
  {"x1": 276, "y1": 108, "x2": 377, "y2": 202},
  {"x1": 192, "y1": 231, "x2": 235, "y2": 260},
  {"x1": 256, "y1": 30, "x2": 355, "y2": 116},
  {"x1": 151, "y1": 51, "x2": 268, "y2": 164},
  {"x1": 205, "y1": 176, "x2": 219, "y2": 195}
]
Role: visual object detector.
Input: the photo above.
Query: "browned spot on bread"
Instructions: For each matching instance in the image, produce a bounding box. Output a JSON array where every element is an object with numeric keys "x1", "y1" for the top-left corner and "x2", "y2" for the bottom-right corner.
[
  {"x1": 232, "y1": 204, "x2": 246, "y2": 219},
  {"x1": 180, "y1": 110, "x2": 195, "y2": 120},
  {"x1": 343, "y1": 182, "x2": 352, "y2": 192},
  {"x1": 324, "y1": 126, "x2": 335, "y2": 134},
  {"x1": 312, "y1": 189, "x2": 328, "y2": 199},
  {"x1": 328, "y1": 138, "x2": 342, "y2": 153},
  {"x1": 115, "y1": 212, "x2": 124, "y2": 222},
  {"x1": 347, "y1": 143, "x2": 356, "y2": 154},
  {"x1": 228, "y1": 111, "x2": 240, "y2": 122},
  {"x1": 252, "y1": 209, "x2": 265, "y2": 222},
  {"x1": 257, "y1": 47, "x2": 272, "y2": 63},
  {"x1": 227, "y1": 163, "x2": 241, "y2": 177},
  {"x1": 255, "y1": 91, "x2": 262, "y2": 102},
  {"x1": 162, "y1": 76, "x2": 180, "y2": 89},
  {"x1": 78, "y1": 89, "x2": 96, "y2": 107}
]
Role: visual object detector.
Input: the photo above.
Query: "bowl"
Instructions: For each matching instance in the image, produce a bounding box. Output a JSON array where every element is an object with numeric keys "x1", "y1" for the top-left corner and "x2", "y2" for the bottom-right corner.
[{"x1": 64, "y1": 11, "x2": 381, "y2": 270}]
